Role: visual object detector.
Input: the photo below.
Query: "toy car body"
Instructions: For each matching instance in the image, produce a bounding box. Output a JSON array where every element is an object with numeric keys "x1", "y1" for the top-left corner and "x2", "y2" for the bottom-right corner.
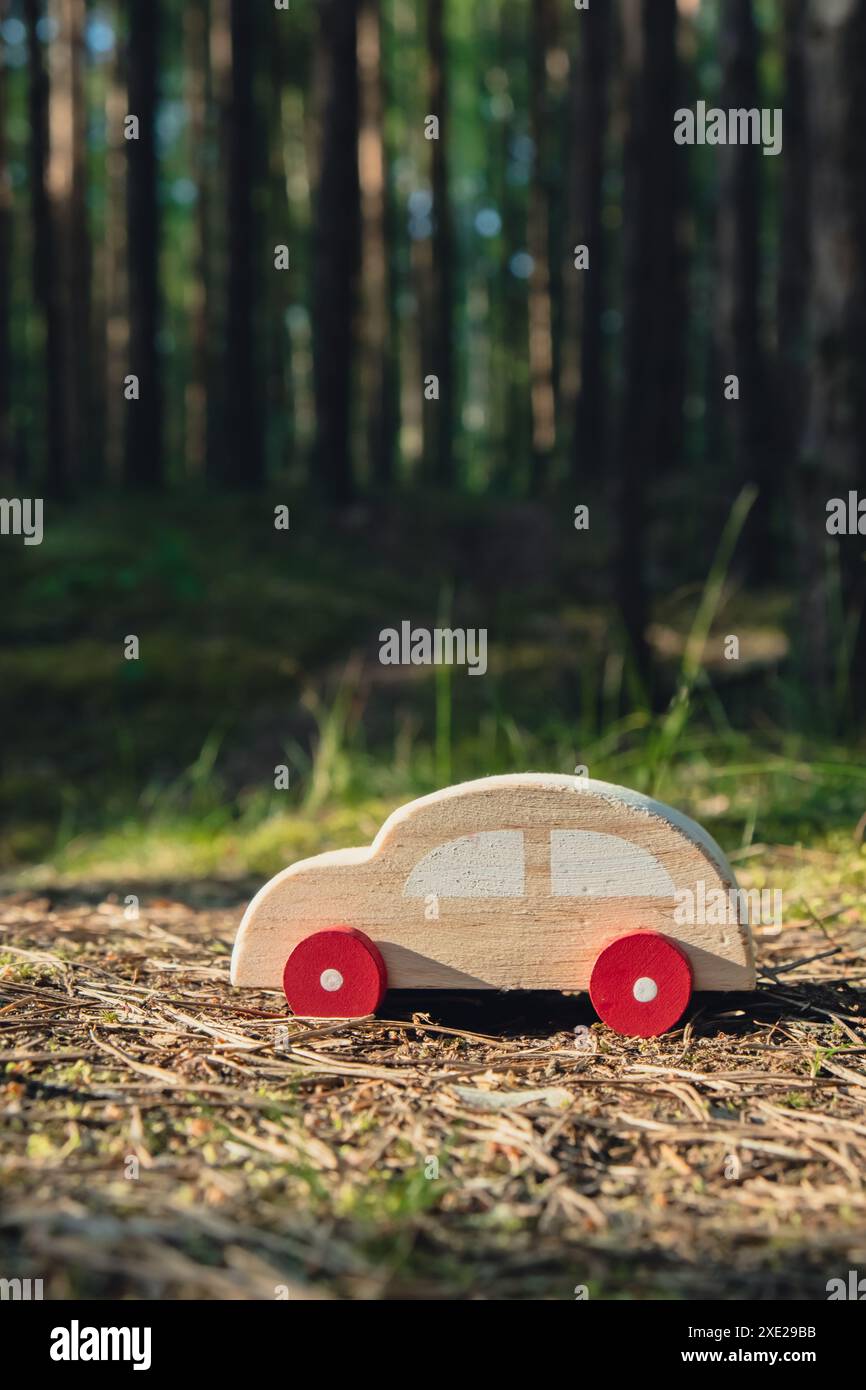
[{"x1": 231, "y1": 773, "x2": 756, "y2": 1036}]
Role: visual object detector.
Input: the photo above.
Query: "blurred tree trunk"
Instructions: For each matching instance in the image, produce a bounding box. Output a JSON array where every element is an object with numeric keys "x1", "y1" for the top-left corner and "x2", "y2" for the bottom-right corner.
[
  {"x1": 267, "y1": 6, "x2": 294, "y2": 480},
  {"x1": 494, "y1": 0, "x2": 530, "y2": 492},
  {"x1": 427, "y1": 0, "x2": 454, "y2": 489},
  {"x1": 777, "y1": 0, "x2": 809, "y2": 526},
  {"x1": 716, "y1": 0, "x2": 773, "y2": 577},
  {"x1": 797, "y1": 0, "x2": 866, "y2": 711},
  {"x1": 617, "y1": 0, "x2": 679, "y2": 692},
  {"x1": 25, "y1": 0, "x2": 65, "y2": 495},
  {"x1": 0, "y1": 0, "x2": 11, "y2": 482},
  {"x1": 566, "y1": 0, "x2": 610, "y2": 483},
  {"x1": 357, "y1": 0, "x2": 397, "y2": 489},
  {"x1": 125, "y1": 0, "x2": 163, "y2": 488},
  {"x1": 312, "y1": 0, "x2": 360, "y2": 505},
  {"x1": 47, "y1": 0, "x2": 90, "y2": 487},
  {"x1": 527, "y1": 0, "x2": 556, "y2": 492},
  {"x1": 208, "y1": 0, "x2": 232, "y2": 484},
  {"x1": 225, "y1": 0, "x2": 264, "y2": 488},
  {"x1": 104, "y1": 5, "x2": 128, "y2": 483},
  {"x1": 63, "y1": 0, "x2": 90, "y2": 483},
  {"x1": 185, "y1": 0, "x2": 211, "y2": 481}
]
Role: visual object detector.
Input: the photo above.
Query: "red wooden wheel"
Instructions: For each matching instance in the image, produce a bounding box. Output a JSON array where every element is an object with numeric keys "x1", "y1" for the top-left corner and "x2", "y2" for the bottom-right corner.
[
  {"x1": 589, "y1": 931, "x2": 692, "y2": 1038},
  {"x1": 283, "y1": 926, "x2": 387, "y2": 1018}
]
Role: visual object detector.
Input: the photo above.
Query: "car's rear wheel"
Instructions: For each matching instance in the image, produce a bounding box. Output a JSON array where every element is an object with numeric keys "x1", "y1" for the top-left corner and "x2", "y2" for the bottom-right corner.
[
  {"x1": 589, "y1": 931, "x2": 692, "y2": 1037},
  {"x1": 282, "y1": 926, "x2": 387, "y2": 1018}
]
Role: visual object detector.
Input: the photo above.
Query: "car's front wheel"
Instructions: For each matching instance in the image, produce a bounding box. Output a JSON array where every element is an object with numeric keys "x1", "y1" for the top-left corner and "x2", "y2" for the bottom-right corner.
[
  {"x1": 282, "y1": 925, "x2": 388, "y2": 1018},
  {"x1": 589, "y1": 931, "x2": 692, "y2": 1037}
]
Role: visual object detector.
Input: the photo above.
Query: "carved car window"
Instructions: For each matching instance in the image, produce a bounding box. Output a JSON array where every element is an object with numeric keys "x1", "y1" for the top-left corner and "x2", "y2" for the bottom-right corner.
[
  {"x1": 550, "y1": 830, "x2": 676, "y2": 897},
  {"x1": 403, "y1": 830, "x2": 525, "y2": 898}
]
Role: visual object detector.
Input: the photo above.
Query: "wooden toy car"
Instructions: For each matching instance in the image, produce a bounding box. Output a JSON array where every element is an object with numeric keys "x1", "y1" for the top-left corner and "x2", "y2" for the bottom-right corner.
[{"x1": 231, "y1": 773, "x2": 756, "y2": 1037}]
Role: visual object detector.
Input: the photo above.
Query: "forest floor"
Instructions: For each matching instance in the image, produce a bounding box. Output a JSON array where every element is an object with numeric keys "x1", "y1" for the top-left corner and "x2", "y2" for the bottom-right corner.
[
  {"x1": 3, "y1": 499, "x2": 866, "y2": 1296},
  {"x1": 2, "y1": 836, "x2": 865, "y2": 1301}
]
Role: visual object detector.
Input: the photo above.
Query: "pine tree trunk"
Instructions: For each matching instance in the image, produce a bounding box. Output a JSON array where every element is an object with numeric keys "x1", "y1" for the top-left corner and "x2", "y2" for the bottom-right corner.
[
  {"x1": 312, "y1": 0, "x2": 360, "y2": 505},
  {"x1": 797, "y1": 0, "x2": 866, "y2": 711},
  {"x1": 357, "y1": 0, "x2": 396, "y2": 489},
  {"x1": 567, "y1": 0, "x2": 610, "y2": 482},
  {"x1": 223, "y1": 0, "x2": 264, "y2": 488},
  {"x1": 617, "y1": 0, "x2": 679, "y2": 692},
  {"x1": 0, "y1": 0, "x2": 11, "y2": 482},
  {"x1": 777, "y1": 0, "x2": 809, "y2": 544},
  {"x1": 185, "y1": 0, "x2": 211, "y2": 481},
  {"x1": 45, "y1": 0, "x2": 90, "y2": 490},
  {"x1": 427, "y1": 0, "x2": 454, "y2": 489},
  {"x1": 104, "y1": 1, "x2": 129, "y2": 483},
  {"x1": 267, "y1": 3, "x2": 294, "y2": 481},
  {"x1": 207, "y1": 0, "x2": 232, "y2": 485},
  {"x1": 527, "y1": 0, "x2": 556, "y2": 491},
  {"x1": 717, "y1": 0, "x2": 773, "y2": 577},
  {"x1": 25, "y1": 0, "x2": 65, "y2": 494},
  {"x1": 125, "y1": 0, "x2": 163, "y2": 488},
  {"x1": 493, "y1": 0, "x2": 530, "y2": 492}
]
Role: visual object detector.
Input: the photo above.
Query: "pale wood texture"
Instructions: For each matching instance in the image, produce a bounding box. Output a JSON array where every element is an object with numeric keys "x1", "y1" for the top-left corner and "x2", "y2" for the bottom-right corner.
[{"x1": 231, "y1": 774, "x2": 756, "y2": 993}]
